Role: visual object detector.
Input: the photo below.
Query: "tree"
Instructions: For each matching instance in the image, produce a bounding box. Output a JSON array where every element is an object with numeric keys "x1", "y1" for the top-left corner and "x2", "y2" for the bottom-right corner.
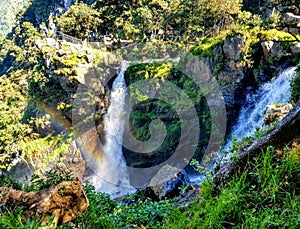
[{"x1": 57, "y1": 3, "x2": 102, "y2": 39}]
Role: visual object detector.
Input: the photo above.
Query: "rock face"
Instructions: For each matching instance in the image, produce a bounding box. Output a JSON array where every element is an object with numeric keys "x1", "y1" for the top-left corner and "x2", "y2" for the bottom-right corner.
[
  {"x1": 34, "y1": 37, "x2": 121, "y2": 186},
  {"x1": 0, "y1": 179, "x2": 88, "y2": 227},
  {"x1": 148, "y1": 165, "x2": 190, "y2": 199},
  {"x1": 4, "y1": 139, "x2": 86, "y2": 185},
  {"x1": 261, "y1": 40, "x2": 284, "y2": 62},
  {"x1": 283, "y1": 12, "x2": 300, "y2": 24},
  {"x1": 291, "y1": 43, "x2": 300, "y2": 57},
  {"x1": 223, "y1": 35, "x2": 244, "y2": 61}
]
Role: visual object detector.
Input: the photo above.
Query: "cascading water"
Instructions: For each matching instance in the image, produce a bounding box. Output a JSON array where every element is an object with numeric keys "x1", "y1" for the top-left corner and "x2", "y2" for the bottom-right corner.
[
  {"x1": 222, "y1": 66, "x2": 297, "y2": 153},
  {"x1": 189, "y1": 66, "x2": 297, "y2": 184},
  {"x1": 64, "y1": 0, "x2": 72, "y2": 10},
  {"x1": 92, "y1": 64, "x2": 135, "y2": 198}
]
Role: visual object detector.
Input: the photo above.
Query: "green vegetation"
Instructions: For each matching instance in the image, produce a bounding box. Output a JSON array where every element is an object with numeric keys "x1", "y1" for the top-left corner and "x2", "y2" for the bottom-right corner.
[
  {"x1": 124, "y1": 62, "x2": 211, "y2": 167},
  {"x1": 291, "y1": 65, "x2": 300, "y2": 103},
  {"x1": 0, "y1": 0, "x2": 299, "y2": 228},
  {"x1": 1, "y1": 141, "x2": 299, "y2": 228},
  {"x1": 57, "y1": 3, "x2": 102, "y2": 39},
  {"x1": 163, "y1": 145, "x2": 300, "y2": 229},
  {"x1": 56, "y1": 0, "x2": 242, "y2": 39}
]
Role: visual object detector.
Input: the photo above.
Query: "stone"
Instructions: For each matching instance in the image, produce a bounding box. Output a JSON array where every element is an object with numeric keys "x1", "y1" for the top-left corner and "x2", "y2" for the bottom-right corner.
[
  {"x1": 291, "y1": 43, "x2": 300, "y2": 57},
  {"x1": 261, "y1": 40, "x2": 284, "y2": 62},
  {"x1": 148, "y1": 164, "x2": 190, "y2": 199},
  {"x1": 35, "y1": 39, "x2": 44, "y2": 49},
  {"x1": 264, "y1": 103, "x2": 293, "y2": 124},
  {"x1": 228, "y1": 60, "x2": 242, "y2": 71},
  {"x1": 223, "y1": 35, "x2": 244, "y2": 61},
  {"x1": 46, "y1": 38, "x2": 58, "y2": 47},
  {"x1": 0, "y1": 179, "x2": 89, "y2": 228},
  {"x1": 283, "y1": 12, "x2": 300, "y2": 23}
]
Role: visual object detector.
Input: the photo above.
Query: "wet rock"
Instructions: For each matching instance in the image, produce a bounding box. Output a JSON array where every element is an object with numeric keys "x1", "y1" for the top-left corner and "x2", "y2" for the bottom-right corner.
[
  {"x1": 4, "y1": 162, "x2": 34, "y2": 186},
  {"x1": 264, "y1": 103, "x2": 293, "y2": 124},
  {"x1": 0, "y1": 179, "x2": 88, "y2": 228},
  {"x1": 148, "y1": 165, "x2": 190, "y2": 199}
]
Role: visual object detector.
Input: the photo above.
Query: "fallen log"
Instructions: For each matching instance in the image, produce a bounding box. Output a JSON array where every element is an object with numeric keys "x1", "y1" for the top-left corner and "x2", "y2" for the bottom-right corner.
[
  {"x1": 0, "y1": 178, "x2": 89, "y2": 228},
  {"x1": 213, "y1": 100, "x2": 300, "y2": 187}
]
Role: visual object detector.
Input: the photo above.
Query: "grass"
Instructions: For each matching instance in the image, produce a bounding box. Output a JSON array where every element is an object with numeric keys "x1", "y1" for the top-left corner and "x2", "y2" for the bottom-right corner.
[
  {"x1": 162, "y1": 144, "x2": 300, "y2": 229},
  {"x1": 1, "y1": 140, "x2": 299, "y2": 228}
]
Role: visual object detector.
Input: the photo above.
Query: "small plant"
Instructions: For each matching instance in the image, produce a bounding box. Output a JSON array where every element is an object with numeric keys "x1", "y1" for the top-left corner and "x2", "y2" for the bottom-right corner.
[
  {"x1": 0, "y1": 208, "x2": 55, "y2": 229},
  {"x1": 25, "y1": 169, "x2": 73, "y2": 192}
]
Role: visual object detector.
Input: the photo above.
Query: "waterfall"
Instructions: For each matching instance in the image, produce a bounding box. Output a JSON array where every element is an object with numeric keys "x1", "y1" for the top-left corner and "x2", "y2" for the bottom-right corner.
[
  {"x1": 92, "y1": 64, "x2": 135, "y2": 198},
  {"x1": 63, "y1": 0, "x2": 72, "y2": 10},
  {"x1": 223, "y1": 66, "x2": 297, "y2": 152},
  {"x1": 189, "y1": 66, "x2": 297, "y2": 184}
]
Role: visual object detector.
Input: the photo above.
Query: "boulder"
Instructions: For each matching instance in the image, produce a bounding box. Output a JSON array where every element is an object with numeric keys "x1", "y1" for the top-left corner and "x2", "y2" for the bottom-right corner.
[
  {"x1": 46, "y1": 38, "x2": 58, "y2": 48},
  {"x1": 291, "y1": 43, "x2": 300, "y2": 57},
  {"x1": 283, "y1": 12, "x2": 300, "y2": 24},
  {"x1": 148, "y1": 164, "x2": 190, "y2": 199},
  {"x1": 223, "y1": 35, "x2": 244, "y2": 61},
  {"x1": 264, "y1": 103, "x2": 293, "y2": 124},
  {"x1": 261, "y1": 40, "x2": 284, "y2": 62},
  {"x1": 0, "y1": 179, "x2": 88, "y2": 228}
]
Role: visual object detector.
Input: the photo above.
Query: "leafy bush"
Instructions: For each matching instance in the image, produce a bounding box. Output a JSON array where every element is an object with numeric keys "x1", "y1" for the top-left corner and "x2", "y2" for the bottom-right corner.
[
  {"x1": 57, "y1": 3, "x2": 102, "y2": 39},
  {"x1": 67, "y1": 184, "x2": 172, "y2": 229}
]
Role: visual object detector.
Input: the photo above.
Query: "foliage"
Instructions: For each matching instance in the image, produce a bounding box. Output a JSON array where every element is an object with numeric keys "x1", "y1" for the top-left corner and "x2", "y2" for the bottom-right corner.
[
  {"x1": 163, "y1": 145, "x2": 300, "y2": 228},
  {"x1": 0, "y1": 72, "x2": 31, "y2": 169},
  {"x1": 0, "y1": 0, "x2": 28, "y2": 37},
  {"x1": 19, "y1": 134, "x2": 72, "y2": 172},
  {"x1": 190, "y1": 34, "x2": 226, "y2": 58},
  {"x1": 20, "y1": 0, "x2": 61, "y2": 27},
  {"x1": 57, "y1": 3, "x2": 102, "y2": 39},
  {"x1": 124, "y1": 62, "x2": 211, "y2": 167},
  {"x1": 0, "y1": 208, "x2": 55, "y2": 229},
  {"x1": 291, "y1": 64, "x2": 300, "y2": 103},
  {"x1": 25, "y1": 169, "x2": 73, "y2": 192},
  {"x1": 55, "y1": 0, "x2": 242, "y2": 39},
  {"x1": 0, "y1": 20, "x2": 73, "y2": 170},
  {"x1": 2, "y1": 143, "x2": 299, "y2": 228},
  {"x1": 66, "y1": 184, "x2": 172, "y2": 229}
]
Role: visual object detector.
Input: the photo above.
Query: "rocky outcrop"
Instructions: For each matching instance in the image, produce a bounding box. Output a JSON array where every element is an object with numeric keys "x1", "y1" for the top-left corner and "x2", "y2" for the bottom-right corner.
[
  {"x1": 148, "y1": 165, "x2": 190, "y2": 199},
  {"x1": 223, "y1": 35, "x2": 244, "y2": 61},
  {"x1": 4, "y1": 140, "x2": 85, "y2": 185},
  {"x1": 261, "y1": 40, "x2": 284, "y2": 62},
  {"x1": 0, "y1": 179, "x2": 88, "y2": 228},
  {"x1": 283, "y1": 12, "x2": 300, "y2": 25},
  {"x1": 291, "y1": 43, "x2": 300, "y2": 57}
]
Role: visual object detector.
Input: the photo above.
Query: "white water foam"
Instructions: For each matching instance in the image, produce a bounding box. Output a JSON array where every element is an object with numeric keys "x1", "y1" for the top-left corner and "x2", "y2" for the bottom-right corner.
[
  {"x1": 92, "y1": 63, "x2": 135, "y2": 198},
  {"x1": 189, "y1": 66, "x2": 297, "y2": 184},
  {"x1": 223, "y1": 66, "x2": 297, "y2": 153}
]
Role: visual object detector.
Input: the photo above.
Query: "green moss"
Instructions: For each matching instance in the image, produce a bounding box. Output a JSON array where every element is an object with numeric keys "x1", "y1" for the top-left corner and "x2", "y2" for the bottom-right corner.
[
  {"x1": 190, "y1": 35, "x2": 225, "y2": 58},
  {"x1": 261, "y1": 29, "x2": 299, "y2": 49}
]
